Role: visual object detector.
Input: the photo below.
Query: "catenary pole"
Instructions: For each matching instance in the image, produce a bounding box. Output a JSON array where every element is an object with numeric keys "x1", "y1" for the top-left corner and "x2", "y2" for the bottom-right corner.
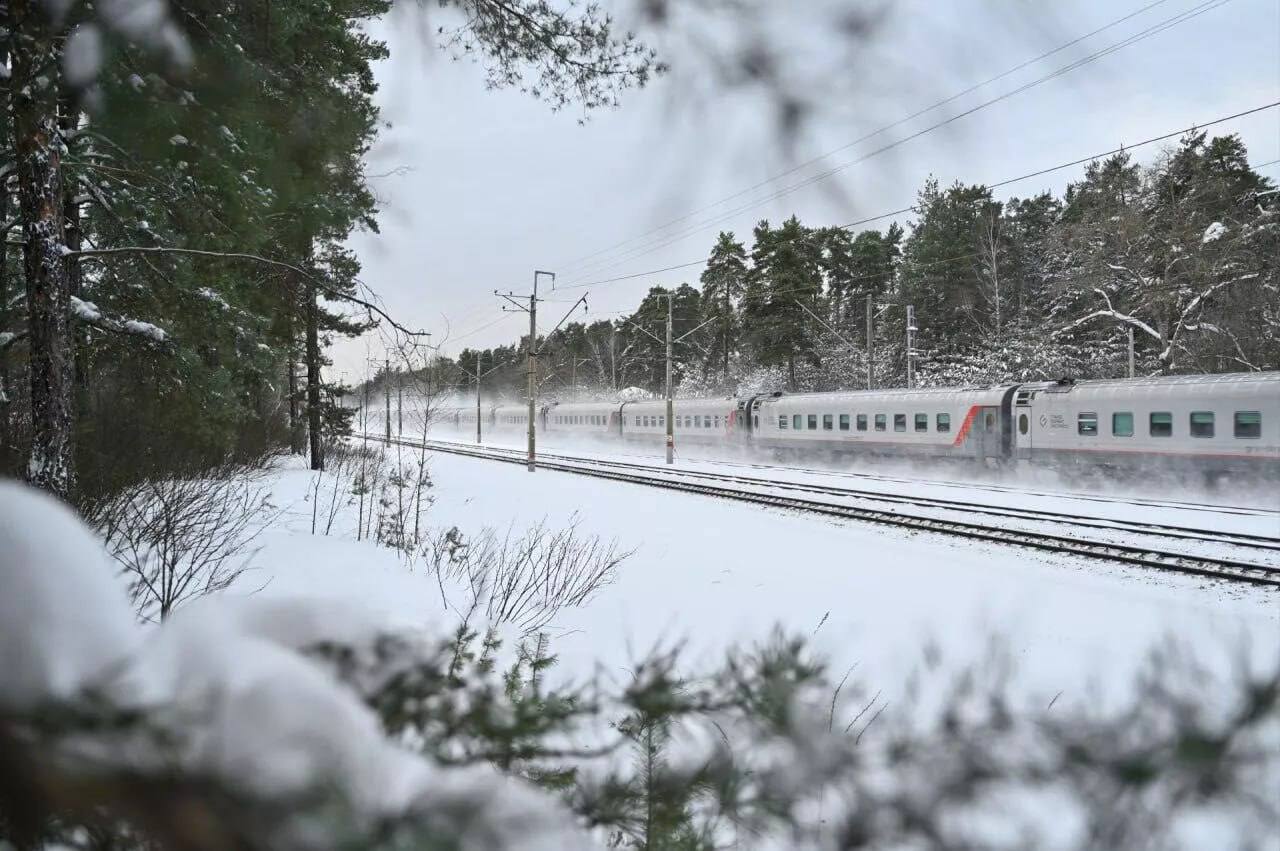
[
  {"x1": 476, "y1": 353, "x2": 483, "y2": 444},
  {"x1": 527, "y1": 275, "x2": 538, "y2": 471},
  {"x1": 866, "y1": 295, "x2": 874, "y2": 390},
  {"x1": 384, "y1": 357, "x2": 391, "y2": 440},
  {"x1": 496, "y1": 271, "x2": 562, "y2": 472},
  {"x1": 1127, "y1": 326, "x2": 1135, "y2": 378},
  {"x1": 905, "y1": 305, "x2": 916, "y2": 389},
  {"x1": 665, "y1": 293, "x2": 674, "y2": 465}
]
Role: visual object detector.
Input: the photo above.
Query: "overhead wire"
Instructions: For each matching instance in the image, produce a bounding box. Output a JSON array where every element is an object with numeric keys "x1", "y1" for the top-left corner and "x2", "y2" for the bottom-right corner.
[
  {"x1": 559, "y1": 0, "x2": 1238, "y2": 283},
  {"x1": 552, "y1": 101, "x2": 1280, "y2": 292},
  {"x1": 554, "y1": 0, "x2": 1181, "y2": 276}
]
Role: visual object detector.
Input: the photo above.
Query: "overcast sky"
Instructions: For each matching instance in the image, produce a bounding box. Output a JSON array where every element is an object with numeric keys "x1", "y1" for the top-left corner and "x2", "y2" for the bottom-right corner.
[{"x1": 334, "y1": 0, "x2": 1279, "y2": 380}]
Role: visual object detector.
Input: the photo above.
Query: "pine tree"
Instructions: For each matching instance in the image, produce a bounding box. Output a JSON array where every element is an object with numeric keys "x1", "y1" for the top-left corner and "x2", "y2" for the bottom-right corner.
[
  {"x1": 898, "y1": 180, "x2": 1001, "y2": 352},
  {"x1": 742, "y1": 216, "x2": 824, "y2": 388},
  {"x1": 698, "y1": 232, "x2": 748, "y2": 379}
]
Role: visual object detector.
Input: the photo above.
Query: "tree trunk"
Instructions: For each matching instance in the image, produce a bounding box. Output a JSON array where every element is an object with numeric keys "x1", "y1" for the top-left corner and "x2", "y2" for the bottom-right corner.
[
  {"x1": 10, "y1": 2, "x2": 74, "y2": 499},
  {"x1": 0, "y1": 237, "x2": 10, "y2": 466},
  {"x1": 60, "y1": 99, "x2": 88, "y2": 405},
  {"x1": 723, "y1": 284, "x2": 730, "y2": 380},
  {"x1": 305, "y1": 278, "x2": 323, "y2": 470},
  {"x1": 286, "y1": 297, "x2": 304, "y2": 455}
]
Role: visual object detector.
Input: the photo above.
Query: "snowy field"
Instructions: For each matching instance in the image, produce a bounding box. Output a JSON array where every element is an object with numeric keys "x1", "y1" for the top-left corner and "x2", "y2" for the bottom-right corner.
[{"x1": 256, "y1": 439, "x2": 1280, "y2": 714}]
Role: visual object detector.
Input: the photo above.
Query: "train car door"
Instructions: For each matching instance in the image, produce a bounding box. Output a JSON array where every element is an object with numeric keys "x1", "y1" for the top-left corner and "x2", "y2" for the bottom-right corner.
[
  {"x1": 973, "y1": 407, "x2": 1003, "y2": 458},
  {"x1": 1013, "y1": 387, "x2": 1035, "y2": 460}
]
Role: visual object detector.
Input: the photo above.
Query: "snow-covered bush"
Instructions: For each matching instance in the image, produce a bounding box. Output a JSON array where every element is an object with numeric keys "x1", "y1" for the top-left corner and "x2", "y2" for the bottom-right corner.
[
  {"x1": 424, "y1": 516, "x2": 631, "y2": 637},
  {"x1": 0, "y1": 481, "x2": 589, "y2": 850},
  {"x1": 86, "y1": 462, "x2": 280, "y2": 622},
  {"x1": 2, "y1": 481, "x2": 1277, "y2": 850}
]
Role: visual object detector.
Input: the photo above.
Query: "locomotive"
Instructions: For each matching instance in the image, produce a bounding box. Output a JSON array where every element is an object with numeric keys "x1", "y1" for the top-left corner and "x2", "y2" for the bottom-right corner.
[{"x1": 436, "y1": 372, "x2": 1280, "y2": 480}]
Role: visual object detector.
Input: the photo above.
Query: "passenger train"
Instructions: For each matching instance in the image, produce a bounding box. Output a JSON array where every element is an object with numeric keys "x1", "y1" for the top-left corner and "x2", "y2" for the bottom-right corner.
[{"x1": 432, "y1": 372, "x2": 1280, "y2": 480}]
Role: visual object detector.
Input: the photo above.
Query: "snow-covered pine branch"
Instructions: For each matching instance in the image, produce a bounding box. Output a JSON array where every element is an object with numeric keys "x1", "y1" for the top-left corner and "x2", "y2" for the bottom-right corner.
[
  {"x1": 71, "y1": 246, "x2": 431, "y2": 339},
  {"x1": 70, "y1": 296, "x2": 172, "y2": 348}
]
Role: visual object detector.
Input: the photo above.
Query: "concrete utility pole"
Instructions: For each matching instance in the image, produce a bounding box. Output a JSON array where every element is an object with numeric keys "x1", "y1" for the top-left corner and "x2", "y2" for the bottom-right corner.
[
  {"x1": 497, "y1": 271, "x2": 578, "y2": 472},
  {"x1": 665, "y1": 295, "x2": 675, "y2": 465},
  {"x1": 629, "y1": 294, "x2": 717, "y2": 466},
  {"x1": 384, "y1": 357, "x2": 391, "y2": 440},
  {"x1": 475, "y1": 353, "x2": 483, "y2": 445},
  {"x1": 397, "y1": 377, "x2": 403, "y2": 437},
  {"x1": 905, "y1": 305, "x2": 917, "y2": 389},
  {"x1": 1127, "y1": 326, "x2": 1135, "y2": 378},
  {"x1": 527, "y1": 281, "x2": 537, "y2": 470},
  {"x1": 866, "y1": 295, "x2": 874, "y2": 391}
]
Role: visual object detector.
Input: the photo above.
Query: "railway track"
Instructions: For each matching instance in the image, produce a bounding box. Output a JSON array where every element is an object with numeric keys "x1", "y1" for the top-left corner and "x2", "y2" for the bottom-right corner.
[
  {"x1": 598, "y1": 445, "x2": 1276, "y2": 519},
  {"x1": 370, "y1": 434, "x2": 1280, "y2": 588}
]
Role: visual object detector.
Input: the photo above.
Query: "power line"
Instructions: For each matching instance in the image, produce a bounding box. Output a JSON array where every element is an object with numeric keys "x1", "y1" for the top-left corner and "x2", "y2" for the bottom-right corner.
[
  {"x1": 554, "y1": 0, "x2": 1180, "y2": 275},
  {"x1": 561, "y1": 0, "x2": 1236, "y2": 283},
  {"x1": 554, "y1": 101, "x2": 1280, "y2": 291}
]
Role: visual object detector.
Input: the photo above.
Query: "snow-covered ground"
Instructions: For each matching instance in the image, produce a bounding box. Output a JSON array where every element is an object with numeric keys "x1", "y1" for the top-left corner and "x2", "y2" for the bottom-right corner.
[{"x1": 255, "y1": 440, "x2": 1280, "y2": 714}]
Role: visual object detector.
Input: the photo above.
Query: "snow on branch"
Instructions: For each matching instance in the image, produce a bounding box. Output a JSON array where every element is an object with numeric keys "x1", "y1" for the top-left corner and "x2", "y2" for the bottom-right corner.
[
  {"x1": 70, "y1": 296, "x2": 173, "y2": 348},
  {"x1": 1053, "y1": 288, "x2": 1161, "y2": 342},
  {"x1": 72, "y1": 246, "x2": 431, "y2": 339}
]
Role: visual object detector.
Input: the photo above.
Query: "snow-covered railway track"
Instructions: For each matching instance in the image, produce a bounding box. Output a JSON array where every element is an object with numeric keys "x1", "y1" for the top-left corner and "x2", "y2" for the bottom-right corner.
[
  {"x1": 371, "y1": 435, "x2": 1280, "y2": 588},
  {"x1": 595, "y1": 446, "x2": 1276, "y2": 519}
]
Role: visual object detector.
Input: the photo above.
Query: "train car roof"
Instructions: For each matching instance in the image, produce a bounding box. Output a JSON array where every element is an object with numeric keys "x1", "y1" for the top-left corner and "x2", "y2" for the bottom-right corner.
[
  {"x1": 759, "y1": 385, "x2": 1014, "y2": 406},
  {"x1": 1021, "y1": 371, "x2": 1280, "y2": 399},
  {"x1": 621, "y1": 397, "x2": 736, "y2": 412},
  {"x1": 547, "y1": 401, "x2": 622, "y2": 413}
]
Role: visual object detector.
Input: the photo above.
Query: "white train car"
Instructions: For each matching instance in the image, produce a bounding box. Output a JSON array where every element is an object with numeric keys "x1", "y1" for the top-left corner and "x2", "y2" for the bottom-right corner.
[
  {"x1": 492, "y1": 405, "x2": 532, "y2": 431},
  {"x1": 744, "y1": 386, "x2": 1015, "y2": 460},
  {"x1": 619, "y1": 398, "x2": 735, "y2": 445},
  {"x1": 545, "y1": 402, "x2": 621, "y2": 436},
  {"x1": 1013, "y1": 372, "x2": 1280, "y2": 478}
]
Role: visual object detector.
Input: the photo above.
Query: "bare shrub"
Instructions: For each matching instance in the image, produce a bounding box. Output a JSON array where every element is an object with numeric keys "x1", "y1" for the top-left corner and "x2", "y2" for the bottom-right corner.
[
  {"x1": 88, "y1": 463, "x2": 280, "y2": 622},
  {"x1": 426, "y1": 515, "x2": 632, "y2": 635}
]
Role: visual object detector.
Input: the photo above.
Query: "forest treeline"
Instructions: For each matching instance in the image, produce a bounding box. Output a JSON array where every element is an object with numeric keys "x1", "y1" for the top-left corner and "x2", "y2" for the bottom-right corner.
[
  {"x1": 0, "y1": 1, "x2": 397, "y2": 501},
  {"x1": 0, "y1": 0, "x2": 658, "y2": 501},
  {"x1": 428, "y1": 133, "x2": 1278, "y2": 405}
]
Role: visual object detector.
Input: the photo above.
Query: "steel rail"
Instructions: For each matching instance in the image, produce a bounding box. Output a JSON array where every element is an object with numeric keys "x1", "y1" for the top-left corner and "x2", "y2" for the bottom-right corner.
[{"x1": 371, "y1": 435, "x2": 1280, "y2": 587}]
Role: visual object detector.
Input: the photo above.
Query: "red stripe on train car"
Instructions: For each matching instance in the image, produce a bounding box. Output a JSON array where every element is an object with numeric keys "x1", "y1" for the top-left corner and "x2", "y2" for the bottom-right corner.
[{"x1": 951, "y1": 405, "x2": 981, "y2": 448}]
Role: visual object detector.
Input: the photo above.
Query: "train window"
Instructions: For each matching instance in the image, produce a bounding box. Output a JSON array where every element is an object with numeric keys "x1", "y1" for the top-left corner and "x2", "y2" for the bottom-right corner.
[
  {"x1": 1018, "y1": 413, "x2": 1028, "y2": 435},
  {"x1": 894, "y1": 414, "x2": 906, "y2": 432},
  {"x1": 1112, "y1": 412, "x2": 1134, "y2": 437},
  {"x1": 822, "y1": 415, "x2": 833, "y2": 430},
  {"x1": 793, "y1": 414, "x2": 802, "y2": 430},
  {"x1": 1190, "y1": 411, "x2": 1214, "y2": 438},
  {"x1": 779, "y1": 416, "x2": 788, "y2": 429},
  {"x1": 807, "y1": 414, "x2": 818, "y2": 430},
  {"x1": 857, "y1": 414, "x2": 868, "y2": 431},
  {"x1": 693, "y1": 416, "x2": 700, "y2": 427},
  {"x1": 659, "y1": 416, "x2": 665, "y2": 427},
  {"x1": 874, "y1": 414, "x2": 886, "y2": 431},
  {"x1": 753, "y1": 416, "x2": 759, "y2": 429},
  {"x1": 937, "y1": 413, "x2": 951, "y2": 432},
  {"x1": 1235, "y1": 411, "x2": 1261, "y2": 438},
  {"x1": 1077, "y1": 412, "x2": 1098, "y2": 436},
  {"x1": 915, "y1": 413, "x2": 928, "y2": 432},
  {"x1": 1150, "y1": 412, "x2": 1173, "y2": 437},
  {"x1": 839, "y1": 414, "x2": 850, "y2": 431}
]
